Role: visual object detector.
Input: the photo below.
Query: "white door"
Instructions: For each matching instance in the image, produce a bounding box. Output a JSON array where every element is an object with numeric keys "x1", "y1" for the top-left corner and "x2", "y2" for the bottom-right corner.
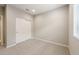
[{"x1": 16, "y1": 18, "x2": 31, "y2": 44}]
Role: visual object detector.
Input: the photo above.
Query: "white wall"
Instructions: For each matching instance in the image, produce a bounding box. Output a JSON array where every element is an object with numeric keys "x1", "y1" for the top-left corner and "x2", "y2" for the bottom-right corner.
[
  {"x1": 34, "y1": 6, "x2": 69, "y2": 45},
  {"x1": 5, "y1": 5, "x2": 33, "y2": 47},
  {"x1": 34, "y1": 5, "x2": 69, "y2": 54},
  {"x1": 69, "y1": 5, "x2": 79, "y2": 55}
]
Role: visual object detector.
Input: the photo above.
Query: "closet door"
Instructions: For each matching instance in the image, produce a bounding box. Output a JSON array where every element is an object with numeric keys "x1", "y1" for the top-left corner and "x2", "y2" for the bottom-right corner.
[{"x1": 16, "y1": 18, "x2": 31, "y2": 44}]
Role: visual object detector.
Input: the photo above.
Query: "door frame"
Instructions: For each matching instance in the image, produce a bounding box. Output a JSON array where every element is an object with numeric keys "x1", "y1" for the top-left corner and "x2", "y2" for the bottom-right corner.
[{"x1": 0, "y1": 15, "x2": 3, "y2": 46}]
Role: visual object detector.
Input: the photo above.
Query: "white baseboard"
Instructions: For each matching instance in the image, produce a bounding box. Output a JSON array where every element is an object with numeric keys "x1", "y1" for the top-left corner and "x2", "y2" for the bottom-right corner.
[
  {"x1": 34, "y1": 37, "x2": 69, "y2": 48},
  {"x1": 16, "y1": 37, "x2": 32, "y2": 45},
  {"x1": 6, "y1": 38, "x2": 31, "y2": 48},
  {"x1": 6, "y1": 37, "x2": 69, "y2": 48},
  {"x1": 16, "y1": 38, "x2": 29, "y2": 44},
  {"x1": 6, "y1": 43, "x2": 16, "y2": 48}
]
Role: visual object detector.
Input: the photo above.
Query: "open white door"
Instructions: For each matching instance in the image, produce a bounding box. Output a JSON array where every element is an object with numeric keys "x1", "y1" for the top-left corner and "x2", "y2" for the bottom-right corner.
[{"x1": 16, "y1": 18, "x2": 31, "y2": 44}]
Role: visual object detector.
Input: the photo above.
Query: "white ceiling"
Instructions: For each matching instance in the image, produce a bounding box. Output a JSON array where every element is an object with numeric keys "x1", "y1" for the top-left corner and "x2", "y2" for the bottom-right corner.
[{"x1": 11, "y1": 4, "x2": 67, "y2": 15}]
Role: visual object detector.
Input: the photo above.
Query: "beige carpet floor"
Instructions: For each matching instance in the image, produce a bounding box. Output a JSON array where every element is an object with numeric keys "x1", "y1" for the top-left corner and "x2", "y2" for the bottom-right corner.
[{"x1": 0, "y1": 39, "x2": 69, "y2": 55}]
